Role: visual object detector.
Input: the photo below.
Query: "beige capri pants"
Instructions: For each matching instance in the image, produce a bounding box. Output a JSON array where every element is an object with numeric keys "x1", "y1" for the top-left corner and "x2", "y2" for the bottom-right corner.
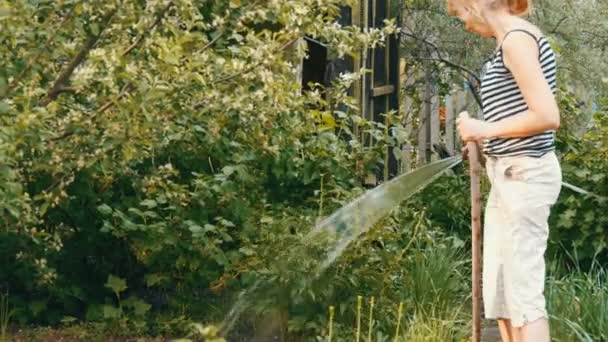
[{"x1": 483, "y1": 151, "x2": 562, "y2": 327}]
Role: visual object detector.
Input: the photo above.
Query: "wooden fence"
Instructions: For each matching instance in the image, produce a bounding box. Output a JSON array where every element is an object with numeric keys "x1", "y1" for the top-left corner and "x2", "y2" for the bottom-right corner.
[
  {"x1": 399, "y1": 63, "x2": 481, "y2": 173},
  {"x1": 298, "y1": 2, "x2": 484, "y2": 179}
]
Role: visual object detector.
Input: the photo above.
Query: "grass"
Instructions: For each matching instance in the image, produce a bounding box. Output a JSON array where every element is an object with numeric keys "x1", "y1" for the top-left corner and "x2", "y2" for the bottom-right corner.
[
  {"x1": 402, "y1": 244, "x2": 469, "y2": 313},
  {"x1": 7, "y1": 325, "x2": 165, "y2": 342},
  {"x1": 320, "y1": 240, "x2": 608, "y2": 342},
  {"x1": 322, "y1": 299, "x2": 469, "y2": 342},
  {"x1": 547, "y1": 260, "x2": 608, "y2": 341},
  {"x1": 320, "y1": 241, "x2": 471, "y2": 341},
  {"x1": 0, "y1": 292, "x2": 11, "y2": 342},
  {"x1": 399, "y1": 305, "x2": 469, "y2": 342}
]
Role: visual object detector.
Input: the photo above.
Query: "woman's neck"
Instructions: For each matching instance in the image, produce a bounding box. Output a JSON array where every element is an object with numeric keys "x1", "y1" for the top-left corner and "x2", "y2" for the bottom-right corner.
[{"x1": 484, "y1": 11, "x2": 520, "y2": 49}]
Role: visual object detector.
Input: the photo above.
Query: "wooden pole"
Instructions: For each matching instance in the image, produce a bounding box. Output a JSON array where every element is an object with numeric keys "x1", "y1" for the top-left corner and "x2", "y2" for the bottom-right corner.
[
  {"x1": 467, "y1": 141, "x2": 482, "y2": 342},
  {"x1": 445, "y1": 94, "x2": 455, "y2": 155},
  {"x1": 430, "y1": 86, "x2": 440, "y2": 161},
  {"x1": 418, "y1": 71, "x2": 432, "y2": 164}
]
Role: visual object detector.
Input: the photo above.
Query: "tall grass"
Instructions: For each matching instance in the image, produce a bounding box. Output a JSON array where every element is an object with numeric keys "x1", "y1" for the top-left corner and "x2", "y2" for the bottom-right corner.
[
  {"x1": 547, "y1": 260, "x2": 608, "y2": 341},
  {"x1": 0, "y1": 292, "x2": 11, "y2": 342},
  {"x1": 320, "y1": 299, "x2": 468, "y2": 342},
  {"x1": 399, "y1": 305, "x2": 469, "y2": 342},
  {"x1": 402, "y1": 244, "x2": 469, "y2": 313},
  {"x1": 319, "y1": 243, "x2": 607, "y2": 341},
  {"x1": 321, "y1": 241, "x2": 470, "y2": 341}
]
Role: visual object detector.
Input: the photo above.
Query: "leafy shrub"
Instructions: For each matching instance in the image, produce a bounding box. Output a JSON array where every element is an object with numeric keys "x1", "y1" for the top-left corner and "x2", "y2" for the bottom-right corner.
[
  {"x1": 0, "y1": 0, "x2": 399, "y2": 334},
  {"x1": 551, "y1": 94, "x2": 608, "y2": 266}
]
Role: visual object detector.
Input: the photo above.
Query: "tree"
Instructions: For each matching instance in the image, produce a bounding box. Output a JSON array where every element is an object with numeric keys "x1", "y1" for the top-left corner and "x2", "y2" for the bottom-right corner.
[
  {"x1": 0, "y1": 0, "x2": 397, "y2": 327},
  {"x1": 398, "y1": 0, "x2": 608, "y2": 125}
]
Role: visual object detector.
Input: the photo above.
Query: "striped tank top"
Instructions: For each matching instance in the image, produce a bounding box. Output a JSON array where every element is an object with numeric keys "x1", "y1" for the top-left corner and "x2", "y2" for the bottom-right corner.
[{"x1": 480, "y1": 29, "x2": 557, "y2": 158}]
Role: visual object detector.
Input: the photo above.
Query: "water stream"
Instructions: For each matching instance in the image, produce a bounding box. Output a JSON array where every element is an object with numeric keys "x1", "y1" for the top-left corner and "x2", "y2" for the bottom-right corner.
[
  {"x1": 309, "y1": 155, "x2": 462, "y2": 274},
  {"x1": 220, "y1": 156, "x2": 463, "y2": 334}
]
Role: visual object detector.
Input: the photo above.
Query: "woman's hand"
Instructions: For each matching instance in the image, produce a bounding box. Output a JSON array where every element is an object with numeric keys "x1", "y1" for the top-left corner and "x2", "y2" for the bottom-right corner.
[{"x1": 456, "y1": 111, "x2": 492, "y2": 141}]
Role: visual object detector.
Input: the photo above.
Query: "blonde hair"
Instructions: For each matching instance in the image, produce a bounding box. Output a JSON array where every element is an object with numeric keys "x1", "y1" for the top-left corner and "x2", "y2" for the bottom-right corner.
[{"x1": 447, "y1": 0, "x2": 532, "y2": 16}]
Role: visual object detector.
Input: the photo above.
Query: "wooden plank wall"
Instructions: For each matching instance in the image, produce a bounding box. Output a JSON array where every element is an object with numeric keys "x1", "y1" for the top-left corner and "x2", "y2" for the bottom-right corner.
[{"x1": 401, "y1": 72, "x2": 477, "y2": 172}]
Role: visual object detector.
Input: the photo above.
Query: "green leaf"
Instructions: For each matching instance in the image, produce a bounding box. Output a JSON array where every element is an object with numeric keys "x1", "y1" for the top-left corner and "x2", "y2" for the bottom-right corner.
[
  {"x1": 105, "y1": 274, "x2": 127, "y2": 295},
  {"x1": 130, "y1": 298, "x2": 151, "y2": 317},
  {"x1": 591, "y1": 173, "x2": 605, "y2": 182},
  {"x1": 212, "y1": 251, "x2": 229, "y2": 266},
  {"x1": 584, "y1": 211, "x2": 595, "y2": 223},
  {"x1": 61, "y1": 316, "x2": 78, "y2": 324},
  {"x1": 204, "y1": 224, "x2": 217, "y2": 232},
  {"x1": 0, "y1": 102, "x2": 10, "y2": 114},
  {"x1": 239, "y1": 247, "x2": 254, "y2": 256},
  {"x1": 0, "y1": 7, "x2": 10, "y2": 19},
  {"x1": 97, "y1": 204, "x2": 113, "y2": 216},
  {"x1": 189, "y1": 224, "x2": 203, "y2": 234},
  {"x1": 144, "y1": 274, "x2": 166, "y2": 287},
  {"x1": 6, "y1": 204, "x2": 21, "y2": 219},
  {"x1": 29, "y1": 300, "x2": 48, "y2": 317},
  {"x1": 90, "y1": 23, "x2": 100, "y2": 36},
  {"x1": 563, "y1": 209, "x2": 577, "y2": 219},
  {"x1": 127, "y1": 207, "x2": 145, "y2": 217},
  {"x1": 222, "y1": 166, "x2": 236, "y2": 176},
  {"x1": 260, "y1": 216, "x2": 274, "y2": 224},
  {"x1": 86, "y1": 304, "x2": 104, "y2": 322},
  {"x1": 102, "y1": 305, "x2": 121, "y2": 319}
]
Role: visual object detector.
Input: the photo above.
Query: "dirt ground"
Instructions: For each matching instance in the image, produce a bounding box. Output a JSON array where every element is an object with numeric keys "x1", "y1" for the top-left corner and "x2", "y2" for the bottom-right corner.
[{"x1": 9, "y1": 327, "x2": 166, "y2": 342}]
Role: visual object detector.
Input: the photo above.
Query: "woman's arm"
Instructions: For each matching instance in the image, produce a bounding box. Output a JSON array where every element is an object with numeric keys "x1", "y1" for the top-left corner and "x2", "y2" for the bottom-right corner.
[
  {"x1": 457, "y1": 31, "x2": 559, "y2": 141},
  {"x1": 487, "y1": 31, "x2": 560, "y2": 138}
]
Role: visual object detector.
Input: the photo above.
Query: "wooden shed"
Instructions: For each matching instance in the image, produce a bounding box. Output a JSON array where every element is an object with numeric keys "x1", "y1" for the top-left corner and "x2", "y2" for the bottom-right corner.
[{"x1": 302, "y1": 1, "x2": 401, "y2": 182}]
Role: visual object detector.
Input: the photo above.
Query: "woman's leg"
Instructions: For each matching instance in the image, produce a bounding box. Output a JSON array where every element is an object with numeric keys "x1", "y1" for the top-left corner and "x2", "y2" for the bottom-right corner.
[
  {"x1": 484, "y1": 159, "x2": 513, "y2": 339},
  {"x1": 498, "y1": 317, "x2": 549, "y2": 342},
  {"x1": 494, "y1": 153, "x2": 561, "y2": 342},
  {"x1": 498, "y1": 319, "x2": 526, "y2": 342},
  {"x1": 497, "y1": 319, "x2": 513, "y2": 342},
  {"x1": 521, "y1": 317, "x2": 550, "y2": 342}
]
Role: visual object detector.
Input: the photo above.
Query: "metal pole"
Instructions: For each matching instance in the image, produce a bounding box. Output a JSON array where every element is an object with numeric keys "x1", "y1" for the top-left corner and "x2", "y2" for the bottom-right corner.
[{"x1": 467, "y1": 141, "x2": 482, "y2": 342}]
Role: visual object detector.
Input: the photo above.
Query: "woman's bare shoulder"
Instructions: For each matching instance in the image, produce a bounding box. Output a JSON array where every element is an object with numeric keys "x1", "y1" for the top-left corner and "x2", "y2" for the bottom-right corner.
[{"x1": 513, "y1": 18, "x2": 544, "y2": 38}]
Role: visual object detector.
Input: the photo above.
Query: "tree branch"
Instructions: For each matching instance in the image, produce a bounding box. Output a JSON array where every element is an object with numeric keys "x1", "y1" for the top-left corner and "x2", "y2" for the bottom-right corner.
[
  {"x1": 550, "y1": 16, "x2": 568, "y2": 34},
  {"x1": 1, "y1": 6, "x2": 76, "y2": 99},
  {"x1": 41, "y1": 9, "x2": 117, "y2": 106},
  {"x1": 413, "y1": 57, "x2": 481, "y2": 85},
  {"x1": 50, "y1": 2, "x2": 180, "y2": 142},
  {"x1": 50, "y1": 83, "x2": 135, "y2": 142},
  {"x1": 98, "y1": 83, "x2": 135, "y2": 114},
  {"x1": 90, "y1": 2, "x2": 180, "y2": 115},
  {"x1": 122, "y1": 1, "x2": 174, "y2": 57},
  {"x1": 400, "y1": 30, "x2": 483, "y2": 106},
  {"x1": 401, "y1": 32, "x2": 482, "y2": 83},
  {"x1": 212, "y1": 38, "x2": 299, "y2": 85}
]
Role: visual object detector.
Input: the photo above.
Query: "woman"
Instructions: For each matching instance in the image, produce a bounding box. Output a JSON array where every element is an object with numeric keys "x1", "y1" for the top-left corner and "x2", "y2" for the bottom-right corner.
[{"x1": 449, "y1": 0, "x2": 561, "y2": 341}]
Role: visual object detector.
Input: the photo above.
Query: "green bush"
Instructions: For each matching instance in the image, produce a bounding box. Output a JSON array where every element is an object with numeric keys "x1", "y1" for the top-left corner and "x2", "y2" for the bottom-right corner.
[
  {"x1": 0, "y1": 0, "x2": 401, "y2": 334},
  {"x1": 551, "y1": 94, "x2": 608, "y2": 266}
]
